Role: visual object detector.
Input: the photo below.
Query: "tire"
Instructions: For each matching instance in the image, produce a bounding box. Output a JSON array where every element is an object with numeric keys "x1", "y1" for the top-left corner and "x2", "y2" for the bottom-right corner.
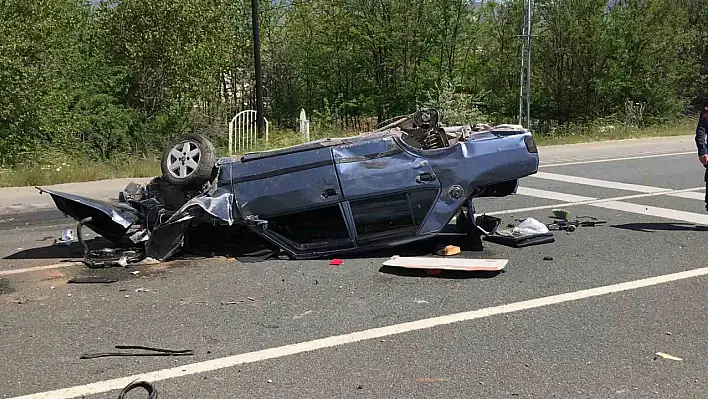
[{"x1": 160, "y1": 133, "x2": 217, "y2": 188}]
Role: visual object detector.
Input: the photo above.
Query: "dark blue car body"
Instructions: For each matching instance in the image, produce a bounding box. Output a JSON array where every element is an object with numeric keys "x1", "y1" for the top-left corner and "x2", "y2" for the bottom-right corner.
[
  {"x1": 38, "y1": 114, "x2": 539, "y2": 262},
  {"x1": 215, "y1": 125, "x2": 539, "y2": 259}
]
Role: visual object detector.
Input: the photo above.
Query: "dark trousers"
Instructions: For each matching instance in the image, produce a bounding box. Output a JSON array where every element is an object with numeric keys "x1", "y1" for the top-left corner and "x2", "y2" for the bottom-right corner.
[{"x1": 705, "y1": 166, "x2": 708, "y2": 211}]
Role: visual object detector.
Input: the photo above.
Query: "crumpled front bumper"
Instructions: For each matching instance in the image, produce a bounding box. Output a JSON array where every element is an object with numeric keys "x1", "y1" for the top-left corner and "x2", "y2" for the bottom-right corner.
[{"x1": 36, "y1": 182, "x2": 236, "y2": 264}]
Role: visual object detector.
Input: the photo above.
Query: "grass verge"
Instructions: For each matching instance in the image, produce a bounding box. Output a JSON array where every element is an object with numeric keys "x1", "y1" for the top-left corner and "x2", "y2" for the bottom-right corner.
[
  {"x1": 0, "y1": 118, "x2": 697, "y2": 188},
  {"x1": 0, "y1": 155, "x2": 159, "y2": 188},
  {"x1": 534, "y1": 118, "x2": 695, "y2": 146}
]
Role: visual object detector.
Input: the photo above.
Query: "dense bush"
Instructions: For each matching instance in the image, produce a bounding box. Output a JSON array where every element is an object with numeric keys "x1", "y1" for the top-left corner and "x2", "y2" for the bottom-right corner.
[{"x1": 0, "y1": 0, "x2": 705, "y2": 166}]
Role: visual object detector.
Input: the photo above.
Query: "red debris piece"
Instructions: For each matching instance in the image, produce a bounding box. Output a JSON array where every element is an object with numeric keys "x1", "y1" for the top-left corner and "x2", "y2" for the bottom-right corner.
[{"x1": 329, "y1": 259, "x2": 343, "y2": 266}]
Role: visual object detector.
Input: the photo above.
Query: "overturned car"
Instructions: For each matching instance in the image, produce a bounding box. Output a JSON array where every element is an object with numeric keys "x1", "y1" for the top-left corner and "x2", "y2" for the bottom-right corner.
[{"x1": 38, "y1": 108, "x2": 539, "y2": 265}]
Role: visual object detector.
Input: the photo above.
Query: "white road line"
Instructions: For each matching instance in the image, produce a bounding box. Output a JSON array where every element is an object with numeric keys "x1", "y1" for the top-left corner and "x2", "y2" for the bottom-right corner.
[
  {"x1": 539, "y1": 151, "x2": 694, "y2": 168},
  {"x1": 12, "y1": 266, "x2": 708, "y2": 399},
  {"x1": 486, "y1": 186, "x2": 704, "y2": 216},
  {"x1": 0, "y1": 262, "x2": 82, "y2": 277},
  {"x1": 531, "y1": 171, "x2": 706, "y2": 202},
  {"x1": 514, "y1": 187, "x2": 708, "y2": 225},
  {"x1": 593, "y1": 201, "x2": 708, "y2": 225},
  {"x1": 669, "y1": 191, "x2": 706, "y2": 201},
  {"x1": 516, "y1": 187, "x2": 594, "y2": 202},
  {"x1": 532, "y1": 172, "x2": 667, "y2": 193}
]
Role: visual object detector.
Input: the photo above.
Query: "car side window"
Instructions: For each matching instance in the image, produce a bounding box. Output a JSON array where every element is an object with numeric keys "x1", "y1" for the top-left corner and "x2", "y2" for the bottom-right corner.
[
  {"x1": 267, "y1": 205, "x2": 351, "y2": 249},
  {"x1": 349, "y1": 189, "x2": 437, "y2": 242}
]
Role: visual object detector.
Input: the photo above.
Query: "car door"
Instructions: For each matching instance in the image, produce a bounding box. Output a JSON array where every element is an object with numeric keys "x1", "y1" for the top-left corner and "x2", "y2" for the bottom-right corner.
[
  {"x1": 229, "y1": 147, "x2": 354, "y2": 254},
  {"x1": 332, "y1": 136, "x2": 442, "y2": 245}
]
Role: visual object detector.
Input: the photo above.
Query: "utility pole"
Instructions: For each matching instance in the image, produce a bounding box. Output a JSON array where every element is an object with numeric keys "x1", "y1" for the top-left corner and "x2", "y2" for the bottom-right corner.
[
  {"x1": 251, "y1": 0, "x2": 265, "y2": 135},
  {"x1": 518, "y1": 0, "x2": 532, "y2": 128}
]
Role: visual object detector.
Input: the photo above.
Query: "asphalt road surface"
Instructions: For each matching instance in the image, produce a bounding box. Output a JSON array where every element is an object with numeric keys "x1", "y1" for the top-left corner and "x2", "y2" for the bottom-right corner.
[{"x1": 2, "y1": 135, "x2": 707, "y2": 399}]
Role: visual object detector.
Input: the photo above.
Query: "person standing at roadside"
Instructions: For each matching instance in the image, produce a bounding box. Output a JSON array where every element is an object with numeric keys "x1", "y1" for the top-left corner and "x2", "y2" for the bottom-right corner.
[{"x1": 695, "y1": 103, "x2": 708, "y2": 210}]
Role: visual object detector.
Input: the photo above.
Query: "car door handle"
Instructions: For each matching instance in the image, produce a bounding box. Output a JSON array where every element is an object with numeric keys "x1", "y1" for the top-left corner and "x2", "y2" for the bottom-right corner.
[
  {"x1": 416, "y1": 173, "x2": 436, "y2": 183},
  {"x1": 321, "y1": 188, "x2": 339, "y2": 198}
]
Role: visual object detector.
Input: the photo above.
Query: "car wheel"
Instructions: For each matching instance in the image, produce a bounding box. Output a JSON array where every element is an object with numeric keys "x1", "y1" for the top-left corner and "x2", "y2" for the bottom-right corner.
[{"x1": 160, "y1": 133, "x2": 217, "y2": 188}]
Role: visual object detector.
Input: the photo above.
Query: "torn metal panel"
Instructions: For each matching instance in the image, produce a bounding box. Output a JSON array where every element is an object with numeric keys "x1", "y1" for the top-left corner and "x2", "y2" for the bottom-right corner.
[
  {"x1": 145, "y1": 190, "x2": 235, "y2": 260},
  {"x1": 37, "y1": 187, "x2": 140, "y2": 243}
]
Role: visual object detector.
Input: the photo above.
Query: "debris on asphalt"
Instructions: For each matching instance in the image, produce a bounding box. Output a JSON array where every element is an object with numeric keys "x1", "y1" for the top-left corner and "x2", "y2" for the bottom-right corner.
[
  {"x1": 80, "y1": 345, "x2": 194, "y2": 359},
  {"x1": 383, "y1": 255, "x2": 508, "y2": 272},
  {"x1": 484, "y1": 217, "x2": 555, "y2": 248},
  {"x1": 547, "y1": 213, "x2": 607, "y2": 233},
  {"x1": 130, "y1": 271, "x2": 140, "y2": 275},
  {"x1": 118, "y1": 380, "x2": 157, "y2": 399},
  {"x1": 552, "y1": 209, "x2": 571, "y2": 220},
  {"x1": 329, "y1": 259, "x2": 343, "y2": 266},
  {"x1": 81, "y1": 245, "x2": 144, "y2": 269},
  {"x1": 414, "y1": 378, "x2": 449, "y2": 383},
  {"x1": 135, "y1": 287, "x2": 153, "y2": 293},
  {"x1": 543, "y1": 256, "x2": 554, "y2": 261},
  {"x1": 221, "y1": 297, "x2": 256, "y2": 305},
  {"x1": 514, "y1": 218, "x2": 549, "y2": 235},
  {"x1": 267, "y1": 379, "x2": 273, "y2": 384},
  {"x1": 666, "y1": 332, "x2": 672, "y2": 336},
  {"x1": 654, "y1": 352, "x2": 683, "y2": 361},
  {"x1": 68, "y1": 277, "x2": 117, "y2": 284},
  {"x1": 414, "y1": 299, "x2": 429, "y2": 304},
  {"x1": 135, "y1": 257, "x2": 160, "y2": 265},
  {"x1": 293, "y1": 310, "x2": 313, "y2": 319},
  {"x1": 53, "y1": 228, "x2": 74, "y2": 246},
  {"x1": 435, "y1": 245, "x2": 461, "y2": 256}
]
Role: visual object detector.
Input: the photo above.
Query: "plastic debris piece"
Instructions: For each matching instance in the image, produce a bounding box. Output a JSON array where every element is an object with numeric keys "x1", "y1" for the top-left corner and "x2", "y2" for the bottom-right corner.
[
  {"x1": 514, "y1": 218, "x2": 550, "y2": 236},
  {"x1": 130, "y1": 271, "x2": 140, "y2": 275},
  {"x1": 384, "y1": 256, "x2": 508, "y2": 272},
  {"x1": 552, "y1": 209, "x2": 571, "y2": 220},
  {"x1": 655, "y1": 352, "x2": 683, "y2": 361},
  {"x1": 543, "y1": 256, "x2": 554, "y2": 261},
  {"x1": 53, "y1": 229, "x2": 75, "y2": 246},
  {"x1": 329, "y1": 259, "x2": 343, "y2": 266},
  {"x1": 436, "y1": 245, "x2": 461, "y2": 256}
]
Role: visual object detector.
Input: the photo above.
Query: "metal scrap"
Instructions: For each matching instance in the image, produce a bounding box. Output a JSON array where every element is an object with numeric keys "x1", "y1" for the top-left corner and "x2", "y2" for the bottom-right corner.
[{"x1": 80, "y1": 345, "x2": 194, "y2": 360}]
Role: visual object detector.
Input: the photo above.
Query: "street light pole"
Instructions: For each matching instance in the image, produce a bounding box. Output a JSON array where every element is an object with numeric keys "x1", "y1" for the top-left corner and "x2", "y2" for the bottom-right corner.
[{"x1": 251, "y1": 0, "x2": 265, "y2": 135}]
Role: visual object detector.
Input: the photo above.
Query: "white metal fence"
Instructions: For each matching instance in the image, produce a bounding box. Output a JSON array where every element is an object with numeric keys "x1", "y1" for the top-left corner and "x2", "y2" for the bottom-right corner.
[{"x1": 228, "y1": 110, "x2": 269, "y2": 155}]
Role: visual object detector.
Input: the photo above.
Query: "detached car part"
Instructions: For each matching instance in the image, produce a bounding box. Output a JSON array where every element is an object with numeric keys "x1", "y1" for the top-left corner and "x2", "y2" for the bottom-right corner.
[{"x1": 37, "y1": 108, "x2": 540, "y2": 263}]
